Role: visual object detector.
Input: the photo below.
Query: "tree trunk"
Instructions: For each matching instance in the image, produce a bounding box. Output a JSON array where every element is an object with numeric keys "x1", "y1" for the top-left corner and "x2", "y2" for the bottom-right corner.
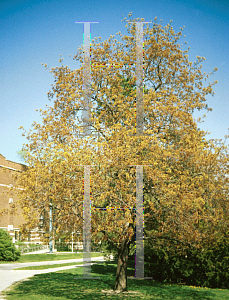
[{"x1": 114, "y1": 239, "x2": 130, "y2": 292}]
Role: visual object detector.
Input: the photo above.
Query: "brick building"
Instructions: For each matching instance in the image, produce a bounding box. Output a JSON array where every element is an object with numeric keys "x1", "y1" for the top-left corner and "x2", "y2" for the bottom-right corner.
[{"x1": 0, "y1": 153, "x2": 41, "y2": 244}]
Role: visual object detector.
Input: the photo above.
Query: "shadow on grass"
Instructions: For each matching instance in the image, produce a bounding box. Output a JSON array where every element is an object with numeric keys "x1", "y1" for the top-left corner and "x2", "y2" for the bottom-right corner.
[{"x1": 3, "y1": 260, "x2": 225, "y2": 299}]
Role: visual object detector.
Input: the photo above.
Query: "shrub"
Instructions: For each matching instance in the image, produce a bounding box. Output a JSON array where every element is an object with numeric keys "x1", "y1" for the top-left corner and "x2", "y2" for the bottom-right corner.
[
  {"x1": 144, "y1": 237, "x2": 229, "y2": 289},
  {"x1": 0, "y1": 229, "x2": 21, "y2": 261},
  {"x1": 55, "y1": 242, "x2": 71, "y2": 252},
  {"x1": 15, "y1": 240, "x2": 25, "y2": 247}
]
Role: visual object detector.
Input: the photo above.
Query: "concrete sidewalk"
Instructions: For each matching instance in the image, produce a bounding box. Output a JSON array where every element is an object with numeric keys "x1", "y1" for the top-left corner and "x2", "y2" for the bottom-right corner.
[
  {"x1": 0, "y1": 256, "x2": 106, "y2": 270},
  {"x1": 0, "y1": 255, "x2": 113, "y2": 297}
]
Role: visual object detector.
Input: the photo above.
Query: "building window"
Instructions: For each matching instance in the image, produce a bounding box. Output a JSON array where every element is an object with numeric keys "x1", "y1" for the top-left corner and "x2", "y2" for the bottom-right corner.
[{"x1": 8, "y1": 225, "x2": 13, "y2": 231}]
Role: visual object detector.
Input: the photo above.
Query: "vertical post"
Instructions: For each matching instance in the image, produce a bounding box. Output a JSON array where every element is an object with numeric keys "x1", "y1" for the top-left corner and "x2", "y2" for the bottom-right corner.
[
  {"x1": 128, "y1": 21, "x2": 151, "y2": 136},
  {"x1": 72, "y1": 231, "x2": 74, "y2": 253},
  {"x1": 128, "y1": 164, "x2": 153, "y2": 280},
  {"x1": 75, "y1": 21, "x2": 100, "y2": 280},
  {"x1": 135, "y1": 165, "x2": 144, "y2": 278},
  {"x1": 83, "y1": 165, "x2": 91, "y2": 277},
  {"x1": 129, "y1": 20, "x2": 151, "y2": 280},
  {"x1": 49, "y1": 203, "x2": 53, "y2": 254},
  {"x1": 75, "y1": 22, "x2": 99, "y2": 137},
  {"x1": 83, "y1": 22, "x2": 91, "y2": 137},
  {"x1": 74, "y1": 165, "x2": 99, "y2": 279},
  {"x1": 12, "y1": 237, "x2": 15, "y2": 262},
  {"x1": 135, "y1": 22, "x2": 144, "y2": 136}
]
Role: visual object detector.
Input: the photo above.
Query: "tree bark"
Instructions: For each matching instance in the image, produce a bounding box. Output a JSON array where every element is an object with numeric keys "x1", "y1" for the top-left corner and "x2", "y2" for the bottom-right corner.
[{"x1": 114, "y1": 239, "x2": 130, "y2": 292}]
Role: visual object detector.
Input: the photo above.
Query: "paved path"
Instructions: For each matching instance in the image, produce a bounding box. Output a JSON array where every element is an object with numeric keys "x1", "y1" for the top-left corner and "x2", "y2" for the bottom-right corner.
[{"x1": 0, "y1": 256, "x2": 113, "y2": 298}]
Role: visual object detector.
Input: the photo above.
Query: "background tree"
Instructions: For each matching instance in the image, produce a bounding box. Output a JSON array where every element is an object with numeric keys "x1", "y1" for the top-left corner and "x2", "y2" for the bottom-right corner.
[
  {"x1": 16, "y1": 150, "x2": 27, "y2": 163},
  {"x1": 0, "y1": 229, "x2": 20, "y2": 261},
  {"x1": 15, "y1": 14, "x2": 229, "y2": 293}
]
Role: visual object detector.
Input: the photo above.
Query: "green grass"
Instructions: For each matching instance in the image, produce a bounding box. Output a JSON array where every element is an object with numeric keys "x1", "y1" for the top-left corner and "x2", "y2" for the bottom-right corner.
[
  {"x1": 2, "y1": 260, "x2": 229, "y2": 299},
  {"x1": 0, "y1": 252, "x2": 103, "y2": 264},
  {"x1": 15, "y1": 260, "x2": 102, "y2": 270}
]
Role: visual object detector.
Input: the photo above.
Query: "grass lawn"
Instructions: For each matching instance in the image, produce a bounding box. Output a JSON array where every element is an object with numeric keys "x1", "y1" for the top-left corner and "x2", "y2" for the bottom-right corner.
[
  {"x1": 2, "y1": 260, "x2": 229, "y2": 299},
  {"x1": 15, "y1": 260, "x2": 103, "y2": 270},
  {"x1": 0, "y1": 252, "x2": 104, "y2": 264}
]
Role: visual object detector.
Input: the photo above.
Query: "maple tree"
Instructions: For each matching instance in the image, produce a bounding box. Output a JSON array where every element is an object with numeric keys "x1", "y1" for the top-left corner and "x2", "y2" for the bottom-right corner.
[{"x1": 15, "y1": 14, "x2": 229, "y2": 292}]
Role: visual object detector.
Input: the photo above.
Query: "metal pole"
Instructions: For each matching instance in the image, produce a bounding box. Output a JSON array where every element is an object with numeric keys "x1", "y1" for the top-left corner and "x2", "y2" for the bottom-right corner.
[
  {"x1": 12, "y1": 237, "x2": 15, "y2": 262},
  {"x1": 83, "y1": 165, "x2": 91, "y2": 277},
  {"x1": 74, "y1": 20, "x2": 100, "y2": 281},
  {"x1": 136, "y1": 165, "x2": 144, "y2": 278},
  {"x1": 128, "y1": 165, "x2": 153, "y2": 280},
  {"x1": 75, "y1": 21, "x2": 99, "y2": 137},
  {"x1": 135, "y1": 22, "x2": 144, "y2": 136},
  {"x1": 74, "y1": 165, "x2": 100, "y2": 280},
  {"x1": 128, "y1": 20, "x2": 151, "y2": 136},
  {"x1": 49, "y1": 203, "x2": 53, "y2": 254},
  {"x1": 72, "y1": 231, "x2": 74, "y2": 253}
]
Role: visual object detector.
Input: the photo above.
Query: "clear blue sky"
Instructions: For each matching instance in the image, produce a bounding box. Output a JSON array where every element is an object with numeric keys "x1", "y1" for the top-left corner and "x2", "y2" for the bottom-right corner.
[{"x1": 1, "y1": 0, "x2": 228, "y2": 163}]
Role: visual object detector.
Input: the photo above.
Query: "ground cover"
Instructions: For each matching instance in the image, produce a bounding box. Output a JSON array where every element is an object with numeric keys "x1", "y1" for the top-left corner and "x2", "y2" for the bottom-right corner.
[{"x1": 2, "y1": 260, "x2": 229, "y2": 299}]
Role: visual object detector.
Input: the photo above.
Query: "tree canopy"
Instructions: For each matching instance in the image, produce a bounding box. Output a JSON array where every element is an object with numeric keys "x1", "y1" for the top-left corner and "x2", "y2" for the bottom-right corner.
[{"x1": 15, "y1": 14, "x2": 229, "y2": 292}]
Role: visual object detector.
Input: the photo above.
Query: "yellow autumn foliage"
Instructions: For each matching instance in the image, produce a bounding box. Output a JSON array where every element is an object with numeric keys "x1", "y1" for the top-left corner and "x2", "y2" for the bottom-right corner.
[{"x1": 14, "y1": 15, "x2": 229, "y2": 254}]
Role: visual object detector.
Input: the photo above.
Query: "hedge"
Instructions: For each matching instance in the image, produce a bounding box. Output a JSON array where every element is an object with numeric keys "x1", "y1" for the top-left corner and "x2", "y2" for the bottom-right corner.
[{"x1": 144, "y1": 237, "x2": 229, "y2": 289}]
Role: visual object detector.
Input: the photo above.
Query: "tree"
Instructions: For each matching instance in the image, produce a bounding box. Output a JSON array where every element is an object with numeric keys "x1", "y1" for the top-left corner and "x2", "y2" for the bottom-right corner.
[
  {"x1": 0, "y1": 229, "x2": 20, "y2": 261},
  {"x1": 15, "y1": 14, "x2": 229, "y2": 293},
  {"x1": 16, "y1": 150, "x2": 27, "y2": 163}
]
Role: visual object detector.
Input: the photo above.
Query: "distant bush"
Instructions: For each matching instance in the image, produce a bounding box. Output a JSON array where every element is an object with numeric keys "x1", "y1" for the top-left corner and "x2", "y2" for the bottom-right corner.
[
  {"x1": 0, "y1": 229, "x2": 20, "y2": 261},
  {"x1": 56, "y1": 242, "x2": 71, "y2": 252},
  {"x1": 28, "y1": 243, "x2": 39, "y2": 248},
  {"x1": 15, "y1": 240, "x2": 25, "y2": 247},
  {"x1": 144, "y1": 237, "x2": 229, "y2": 289}
]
